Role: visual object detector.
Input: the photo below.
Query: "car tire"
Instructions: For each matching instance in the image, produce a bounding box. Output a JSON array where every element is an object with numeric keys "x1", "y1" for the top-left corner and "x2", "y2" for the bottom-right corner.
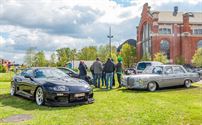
[
  {"x1": 35, "y1": 87, "x2": 45, "y2": 106},
  {"x1": 10, "y1": 82, "x2": 16, "y2": 96},
  {"x1": 184, "y1": 80, "x2": 191, "y2": 88},
  {"x1": 147, "y1": 82, "x2": 157, "y2": 92}
]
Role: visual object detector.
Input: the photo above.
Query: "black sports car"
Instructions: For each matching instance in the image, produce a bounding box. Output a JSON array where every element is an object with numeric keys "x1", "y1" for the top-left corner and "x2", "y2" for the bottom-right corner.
[
  {"x1": 58, "y1": 67, "x2": 93, "y2": 85},
  {"x1": 10, "y1": 67, "x2": 94, "y2": 106}
]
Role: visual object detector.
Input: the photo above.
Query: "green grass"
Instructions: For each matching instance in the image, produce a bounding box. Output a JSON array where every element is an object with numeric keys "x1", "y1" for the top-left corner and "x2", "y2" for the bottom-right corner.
[
  {"x1": 0, "y1": 72, "x2": 14, "y2": 82},
  {"x1": 0, "y1": 82, "x2": 202, "y2": 125}
]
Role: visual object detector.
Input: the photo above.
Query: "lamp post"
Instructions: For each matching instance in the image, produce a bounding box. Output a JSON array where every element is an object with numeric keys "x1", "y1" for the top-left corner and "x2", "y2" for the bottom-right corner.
[{"x1": 107, "y1": 26, "x2": 113, "y2": 58}]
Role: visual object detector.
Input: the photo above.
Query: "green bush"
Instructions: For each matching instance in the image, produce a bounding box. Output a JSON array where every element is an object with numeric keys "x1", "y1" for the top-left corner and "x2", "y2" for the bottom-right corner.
[
  {"x1": 153, "y1": 52, "x2": 168, "y2": 64},
  {"x1": 0, "y1": 64, "x2": 6, "y2": 73},
  {"x1": 192, "y1": 48, "x2": 202, "y2": 67}
]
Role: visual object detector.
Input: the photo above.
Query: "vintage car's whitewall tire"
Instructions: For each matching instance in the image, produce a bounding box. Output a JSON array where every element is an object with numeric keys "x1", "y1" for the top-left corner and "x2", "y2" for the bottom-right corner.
[
  {"x1": 147, "y1": 82, "x2": 157, "y2": 92},
  {"x1": 10, "y1": 82, "x2": 16, "y2": 96},
  {"x1": 35, "y1": 87, "x2": 45, "y2": 106},
  {"x1": 184, "y1": 80, "x2": 191, "y2": 88}
]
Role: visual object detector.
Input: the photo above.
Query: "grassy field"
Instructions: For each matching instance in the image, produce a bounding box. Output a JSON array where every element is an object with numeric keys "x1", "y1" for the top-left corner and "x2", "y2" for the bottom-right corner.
[
  {"x1": 0, "y1": 82, "x2": 202, "y2": 125},
  {"x1": 0, "y1": 72, "x2": 14, "y2": 82}
]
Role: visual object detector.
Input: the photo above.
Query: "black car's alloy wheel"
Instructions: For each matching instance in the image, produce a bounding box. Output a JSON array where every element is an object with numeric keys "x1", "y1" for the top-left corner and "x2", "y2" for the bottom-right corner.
[
  {"x1": 10, "y1": 82, "x2": 16, "y2": 96},
  {"x1": 148, "y1": 82, "x2": 157, "y2": 92},
  {"x1": 35, "y1": 87, "x2": 44, "y2": 106},
  {"x1": 184, "y1": 80, "x2": 191, "y2": 88}
]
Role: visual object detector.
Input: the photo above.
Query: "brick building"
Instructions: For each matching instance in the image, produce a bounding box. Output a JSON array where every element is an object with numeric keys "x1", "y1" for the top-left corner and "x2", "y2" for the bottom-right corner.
[{"x1": 136, "y1": 3, "x2": 202, "y2": 64}]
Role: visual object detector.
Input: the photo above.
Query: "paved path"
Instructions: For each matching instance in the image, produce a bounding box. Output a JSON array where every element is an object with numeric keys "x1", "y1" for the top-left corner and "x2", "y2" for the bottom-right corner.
[{"x1": 198, "y1": 80, "x2": 202, "y2": 84}]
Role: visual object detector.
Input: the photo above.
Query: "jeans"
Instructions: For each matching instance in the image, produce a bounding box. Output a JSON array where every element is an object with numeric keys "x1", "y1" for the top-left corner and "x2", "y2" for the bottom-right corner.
[
  {"x1": 106, "y1": 73, "x2": 113, "y2": 89},
  {"x1": 94, "y1": 73, "x2": 102, "y2": 88},
  {"x1": 102, "y1": 72, "x2": 106, "y2": 86},
  {"x1": 117, "y1": 73, "x2": 122, "y2": 87},
  {"x1": 79, "y1": 75, "x2": 86, "y2": 81}
]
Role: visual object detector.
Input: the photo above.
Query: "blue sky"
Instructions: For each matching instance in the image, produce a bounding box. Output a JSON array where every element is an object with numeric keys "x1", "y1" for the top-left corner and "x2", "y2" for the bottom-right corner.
[{"x1": 0, "y1": 0, "x2": 202, "y2": 64}]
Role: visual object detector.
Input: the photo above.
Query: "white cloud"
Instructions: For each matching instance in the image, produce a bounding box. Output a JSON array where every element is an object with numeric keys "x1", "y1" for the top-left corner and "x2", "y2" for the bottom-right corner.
[{"x1": 0, "y1": 0, "x2": 202, "y2": 63}]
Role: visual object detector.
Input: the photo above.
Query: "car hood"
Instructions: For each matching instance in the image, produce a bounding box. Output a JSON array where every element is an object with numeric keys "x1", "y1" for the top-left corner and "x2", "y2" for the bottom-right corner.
[{"x1": 34, "y1": 77, "x2": 87, "y2": 87}]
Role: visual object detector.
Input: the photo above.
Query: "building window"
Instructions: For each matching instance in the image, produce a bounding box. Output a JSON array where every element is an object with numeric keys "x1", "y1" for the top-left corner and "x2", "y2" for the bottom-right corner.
[
  {"x1": 193, "y1": 29, "x2": 202, "y2": 35},
  {"x1": 159, "y1": 28, "x2": 171, "y2": 34},
  {"x1": 160, "y1": 40, "x2": 170, "y2": 59},
  {"x1": 198, "y1": 40, "x2": 202, "y2": 48}
]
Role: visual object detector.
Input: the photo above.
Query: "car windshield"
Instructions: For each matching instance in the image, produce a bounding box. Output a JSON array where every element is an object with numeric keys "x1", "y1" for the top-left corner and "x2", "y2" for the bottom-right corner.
[
  {"x1": 35, "y1": 68, "x2": 69, "y2": 78},
  {"x1": 137, "y1": 62, "x2": 151, "y2": 70}
]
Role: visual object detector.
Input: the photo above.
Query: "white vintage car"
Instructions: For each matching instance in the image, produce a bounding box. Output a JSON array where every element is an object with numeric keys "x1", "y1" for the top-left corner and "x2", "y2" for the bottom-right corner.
[{"x1": 122, "y1": 65, "x2": 200, "y2": 91}]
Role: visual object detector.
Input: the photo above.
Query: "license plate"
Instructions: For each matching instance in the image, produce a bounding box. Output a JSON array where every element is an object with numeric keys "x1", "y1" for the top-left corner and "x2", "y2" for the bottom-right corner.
[
  {"x1": 57, "y1": 93, "x2": 64, "y2": 96},
  {"x1": 74, "y1": 93, "x2": 85, "y2": 97}
]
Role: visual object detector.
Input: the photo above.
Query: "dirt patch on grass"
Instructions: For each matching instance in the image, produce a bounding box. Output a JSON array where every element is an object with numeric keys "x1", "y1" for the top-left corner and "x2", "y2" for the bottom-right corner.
[{"x1": 0, "y1": 114, "x2": 32, "y2": 123}]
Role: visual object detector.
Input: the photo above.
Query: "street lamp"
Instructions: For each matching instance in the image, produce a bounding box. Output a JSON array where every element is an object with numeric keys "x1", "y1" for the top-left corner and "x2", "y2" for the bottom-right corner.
[{"x1": 107, "y1": 26, "x2": 113, "y2": 58}]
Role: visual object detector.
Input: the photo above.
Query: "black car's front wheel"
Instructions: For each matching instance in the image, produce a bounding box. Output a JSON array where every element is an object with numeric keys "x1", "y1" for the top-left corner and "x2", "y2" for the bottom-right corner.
[
  {"x1": 35, "y1": 87, "x2": 45, "y2": 106},
  {"x1": 10, "y1": 82, "x2": 16, "y2": 96}
]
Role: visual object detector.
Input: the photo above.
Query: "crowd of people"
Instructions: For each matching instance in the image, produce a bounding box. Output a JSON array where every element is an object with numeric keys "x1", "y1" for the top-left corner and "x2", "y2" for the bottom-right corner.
[{"x1": 78, "y1": 58, "x2": 123, "y2": 89}]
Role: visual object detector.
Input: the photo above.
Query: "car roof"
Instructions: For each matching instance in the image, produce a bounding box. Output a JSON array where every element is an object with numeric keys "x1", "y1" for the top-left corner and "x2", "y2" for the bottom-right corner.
[
  {"x1": 152, "y1": 64, "x2": 183, "y2": 67},
  {"x1": 26, "y1": 67, "x2": 57, "y2": 70},
  {"x1": 137, "y1": 61, "x2": 162, "y2": 64}
]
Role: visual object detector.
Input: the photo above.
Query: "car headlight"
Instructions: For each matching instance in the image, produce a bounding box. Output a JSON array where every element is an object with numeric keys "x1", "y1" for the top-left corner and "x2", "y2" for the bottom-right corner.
[
  {"x1": 136, "y1": 79, "x2": 144, "y2": 84},
  {"x1": 51, "y1": 86, "x2": 69, "y2": 91}
]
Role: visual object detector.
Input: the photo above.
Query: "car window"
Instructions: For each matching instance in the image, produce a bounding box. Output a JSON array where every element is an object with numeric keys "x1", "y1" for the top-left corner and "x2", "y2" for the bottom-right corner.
[
  {"x1": 164, "y1": 66, "x2": 173, "y2": 74},
  {"x1": 137, "y1": 63, "x2": 151, "y2": 70},
  {"x1": 26, "y1": 69, "x2": 34, "y2": 76},
  {"x1": 20, "y1": 70, "x2": 27, "y2": 76},
  {"x1": 173, "y1": 66, "x2": 185, "y2": 74},
  {"x1": 34, "y1": 68, "x2": 69, "y2": 78},
  {"x1": 152, "y1": 66, "x2": 163, "y2": 74}
]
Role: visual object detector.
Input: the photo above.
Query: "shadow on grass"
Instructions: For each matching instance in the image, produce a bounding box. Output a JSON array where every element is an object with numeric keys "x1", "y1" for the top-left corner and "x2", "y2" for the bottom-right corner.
[
  {"x1": 119, "y1": 85, "x2": 200, "y2": 93},
  {"x1": 0, "y1": 94, "x2": 89, "y2": 111}
]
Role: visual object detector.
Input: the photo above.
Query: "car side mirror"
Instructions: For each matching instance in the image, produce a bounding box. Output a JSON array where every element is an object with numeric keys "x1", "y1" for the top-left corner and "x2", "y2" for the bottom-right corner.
[{"x1": 24, "y1": 74, "x2": 34, "y2": 81}]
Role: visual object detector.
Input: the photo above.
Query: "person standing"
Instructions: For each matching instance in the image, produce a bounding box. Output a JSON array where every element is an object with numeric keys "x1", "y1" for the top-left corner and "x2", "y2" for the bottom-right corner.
[
  {"x1": 116, "y1": 60, "x2": 123, "y2": 88},
  {"x1": 104, "y1": 58, "x2": 115, "y2": 89},
  {"x1": 78, "y1": 61, "x2": 87, "y2": 80},
  {"x1": 111, "y1": 59, "x2": 115, "y2": 87},
  {"x1": 91, "y1": 58, "x2": 103, "y2": 88}
]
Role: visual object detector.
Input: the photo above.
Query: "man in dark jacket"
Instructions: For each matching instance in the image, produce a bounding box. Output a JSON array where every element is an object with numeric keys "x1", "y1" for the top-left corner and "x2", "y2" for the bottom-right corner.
[
  {"x1": 78, "y1": 61, "x2": 87, "y2": 80},
  {"x1": 103, "y1": 58, "x2": 115, "y2": 89},
  {"x1": 116, "y1": 60, "x2": 123, "y2": 88}
]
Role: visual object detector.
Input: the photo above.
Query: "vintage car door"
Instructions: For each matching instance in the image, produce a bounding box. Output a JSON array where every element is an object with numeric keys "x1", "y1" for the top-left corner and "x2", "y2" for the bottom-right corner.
[
  {"x1": 172, "y1": 66, "x2": 185, "y2": 85},
  {"x1": 161, "y1": 66, "x2": 176, "y2": 87}
]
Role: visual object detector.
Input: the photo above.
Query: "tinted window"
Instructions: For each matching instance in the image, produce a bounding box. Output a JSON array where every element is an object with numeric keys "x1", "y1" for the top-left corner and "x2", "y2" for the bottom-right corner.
[
  {"x1": 173, "y1": 66, "x2": 185, "y2": 74},
  {"x1": 137, "y1": 63, "x2": 151, "y2": 70},
  {"x1": 34, "y1": 68, "x2": 69, "y2": 78},
  {"x1": 164, "y1": 66, "x2": 173, "y2": 74}
]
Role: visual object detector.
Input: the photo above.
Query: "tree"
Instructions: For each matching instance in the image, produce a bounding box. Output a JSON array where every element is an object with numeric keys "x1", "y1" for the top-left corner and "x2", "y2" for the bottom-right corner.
[
  {"x1": 141, "y1": 53, "x2": 151, "y2": 61},
  {"x1": 49, "y1": 53, "x2": 57, "y2": 67},
  {"x1": 120, "y1": 43, "x2": 136, "y2": 68},
  {"x1": 0, "y1": 64, "x2": 6, "y2": 73},
  {"x1": 33, "y1": 51, "x2": 47, "y2": 67},
  {"x1": 153, "y1": 52, "x2": 168, "y2": 64},
  {"x1": 175, "y1": 56, "x2": 185, "y2": 65},
  {"x1": 56, "y1": 48, "x2": 71, "y2": 66},
  {"x1": 24, "y1": 47, "x2": 36, "y2": 67},
  {"x1": 78, "y1": 46, "x2": 97, "y2": 60},
  {"x1": 192, "y1": 48, "x2": 202, "y2": 67},
  {"x1": 97, "y1": 45, "x2": 118, "y2": 62}
]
